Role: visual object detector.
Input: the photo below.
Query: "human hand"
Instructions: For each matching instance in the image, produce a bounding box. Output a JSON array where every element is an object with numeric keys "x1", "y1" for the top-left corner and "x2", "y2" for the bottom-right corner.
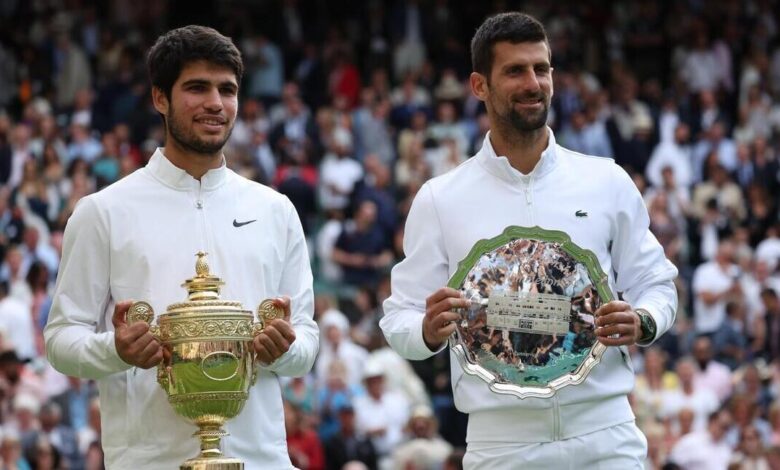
[
  {"x1": 112, "y1": 300, "x2": 163, "y2": 368},
  {"x1": 594, "y1": 300, "x2": 641, "y2": 346},
  {"x1": 253, "y1": 297, "x2": 296, "y2": 364},
  {"x1": 423, "y1": 288, "x2": 470, "y2": 351}
]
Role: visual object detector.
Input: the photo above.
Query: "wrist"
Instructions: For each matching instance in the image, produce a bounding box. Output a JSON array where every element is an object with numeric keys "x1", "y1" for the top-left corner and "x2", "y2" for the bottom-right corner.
[
  {"x1": 423, "y1": 330, "x2": 444, "y2": 351},
  {"x1": 635, "y1": 308, "x2": 657, "y2": 345}
]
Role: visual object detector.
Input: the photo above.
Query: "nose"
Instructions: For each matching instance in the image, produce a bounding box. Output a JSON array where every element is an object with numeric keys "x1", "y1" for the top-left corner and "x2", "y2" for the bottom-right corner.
[
  {"x1": 521, "y1": 70, "x2": 542, "y2": 93},
  {"x1": 203, "y1": 87, "x2": 223, "y2": 112}
]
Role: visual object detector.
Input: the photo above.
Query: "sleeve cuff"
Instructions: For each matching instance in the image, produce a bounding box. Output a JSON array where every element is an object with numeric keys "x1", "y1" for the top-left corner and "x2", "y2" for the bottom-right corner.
[{"x1": 98, "y1": 332, "x2": 133, "y2": 375}]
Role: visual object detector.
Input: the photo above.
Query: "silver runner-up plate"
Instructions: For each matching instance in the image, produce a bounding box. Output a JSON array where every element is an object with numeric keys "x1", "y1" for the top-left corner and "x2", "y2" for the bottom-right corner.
[{"x1": 448, "y1": 226, "x2": 613, "y2": 399}]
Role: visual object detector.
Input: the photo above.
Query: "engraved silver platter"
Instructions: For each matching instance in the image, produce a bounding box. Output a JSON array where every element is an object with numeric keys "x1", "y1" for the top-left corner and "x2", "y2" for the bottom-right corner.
[{"x1": 448, "y1": 226, "x2": 613, "y2": 399}]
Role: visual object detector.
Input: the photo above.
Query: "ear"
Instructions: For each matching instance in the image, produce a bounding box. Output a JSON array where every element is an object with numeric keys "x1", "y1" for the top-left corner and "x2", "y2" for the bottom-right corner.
[
  {"x1": 151, "y1": 87, "x2": 169, "y2": 116},
  {"x1": 470, "y1": 72, "x2": 488, "y2": 102}
]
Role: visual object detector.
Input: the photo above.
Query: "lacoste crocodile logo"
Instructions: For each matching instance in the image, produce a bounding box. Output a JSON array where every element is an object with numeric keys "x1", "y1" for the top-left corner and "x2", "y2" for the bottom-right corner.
[
  {"x1": 575, "y1": 210, "x2": 588, "y2": 218},
  {"x1": 233, "y1": 219, "x2": 257, "y2": 228}
]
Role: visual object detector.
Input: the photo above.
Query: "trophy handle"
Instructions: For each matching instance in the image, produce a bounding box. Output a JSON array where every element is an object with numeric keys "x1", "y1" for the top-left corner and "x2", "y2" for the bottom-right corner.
[
  {"x1": 127, "y1": 301, "x2": 160, "y2": 336},
  {"x1": 126, "y1": 301, "x2": 167, "y2": 388},
  {"x1": 250, "y1": 299, "x2": 286, "y2": 385},
  {"x1": 257, "y1": 298, "x2": 285, "y2": 325},
  {"x1": 127, "y1": 301, "x2": 154, "y2": 326}
]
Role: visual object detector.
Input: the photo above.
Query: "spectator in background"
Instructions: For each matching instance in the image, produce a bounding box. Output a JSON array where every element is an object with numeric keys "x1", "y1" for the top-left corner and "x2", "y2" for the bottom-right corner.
[
  {"x1": 691, "y1": 163, "x2": 745, "y2": 223},
  {"x1": 692, "y1": 336, "x2": 733, "y2": 403},
  {"x1": 354, "y1": 362, "x2": 410, "y2": 460},
  {"x1": 689, "y1": 90, "x2": 731, "y2": 143},
  {"x1": 558, "y1": 108, "x2": 613, "y2": 158},
  {"x1": 730, "y1": 424, "x2": 771, "y2": 470},
  {"x1": 724, "y1": 394, "x2": 772, "y2": 449},
  {"x1": 391, "y1": 405, "x2": 452, "y2": 470},
  {"x1": 0, "y1": 281, "x2": 37, "y2": 362},
  {"x1": 0, "y1": 431, "x2": 31, "y2": 470},
  {"x1": 244, "y1": 34, "x2": 284, "y2": 108},
  {"x1": 712, "y1": 301, "x2": 749, "y2": 369},
  {"x1": 692, "y1": 121, "x2": 737, "y2": 181},
  {"x1": 316, "y1": 309, "x2": 368, "y2": 388},
  {"x1": 354, "y1": 155, "x2": 398, "y2": 246},
  {"x1": 285, "y1": 400, "x2": 325, "y2": 470},
  {"x1": 756, "y1": 288, "x2": 780, "y2": 362},
  {"x1": 23, "y1": 402, "x2": 79, "y2": 469},
  {"x1": 632, "y1": 347, "x2": 678, "y2": 425},
  {"x1": 318, "y1": 127, "x2": 362, "y2": 213},
  {"x1": 18, "y1": 228, "x2": 57, "y2": 280},
  {"x1": 332, "y1": 200, "x2": 393, "y2": 288},
  {"x1": 53, "y1": 33, "x2": 91, "y2": 109},
  {"x1": 660, "y1": 357, "x2": 720, "y2": 432},
  {"x1": 669, "y1": 410, "x2": 733, "y2": 470},
  {"x1": 328, "y1": 51, "x2": 361, "y2": 110},
  {"x1": 646, "y1": 122, "x2": 693, "y2": 189},
  {"x1": 317, "y1": 359, "x2": 364, "y2": 444},
  {"x1": 324, "y1": 402, "x2": 377, "y2": 470},
  {"x1": 692, "y1": 239, "x2": 742, "y2": 334},
  {"x1": 65, "y1": 124, "x2": 102, "y2": 164}
]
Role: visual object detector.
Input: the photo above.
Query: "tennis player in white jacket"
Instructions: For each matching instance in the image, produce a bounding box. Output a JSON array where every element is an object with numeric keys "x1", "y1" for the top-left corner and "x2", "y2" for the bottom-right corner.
[
  {"x1": 45, "y1": 26, "x2": 318, "y2": 469},
  {"x1": 381, "y1": 12, "x2": 677, "y2": 469}
]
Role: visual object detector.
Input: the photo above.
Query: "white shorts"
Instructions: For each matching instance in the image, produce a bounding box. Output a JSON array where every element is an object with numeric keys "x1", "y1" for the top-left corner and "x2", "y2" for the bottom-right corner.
[{"x1": 463, "y1": 421, "x2": 647, "y2": 470}]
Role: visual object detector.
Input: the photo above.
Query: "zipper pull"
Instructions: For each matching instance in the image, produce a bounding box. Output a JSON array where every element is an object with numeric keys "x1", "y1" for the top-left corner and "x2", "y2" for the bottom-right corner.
[
  {"x1": 196, "y1": 200, "x2": 203, "y2": 209},
  {"x1": 524, "y1": 187, "x2": 531, "y2": 205}
]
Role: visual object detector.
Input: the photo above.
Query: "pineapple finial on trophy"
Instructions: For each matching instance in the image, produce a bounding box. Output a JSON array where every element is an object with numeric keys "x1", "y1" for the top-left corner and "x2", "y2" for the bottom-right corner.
[
  {"x1": 183, "y1": 252, "x2": 224, "y2": 301},
  {"x1": 195, "y1": 251, "x2": 210, "y2": 277}
]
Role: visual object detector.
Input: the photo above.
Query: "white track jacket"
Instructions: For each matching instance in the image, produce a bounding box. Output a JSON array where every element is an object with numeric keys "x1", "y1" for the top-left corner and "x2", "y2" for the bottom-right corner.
[
  {"x1": 381, "y1": 130, "x2": 677, "y2": 444},
  {"x1": 45, "y1": 150, "x2": 318, "y2": 469}
]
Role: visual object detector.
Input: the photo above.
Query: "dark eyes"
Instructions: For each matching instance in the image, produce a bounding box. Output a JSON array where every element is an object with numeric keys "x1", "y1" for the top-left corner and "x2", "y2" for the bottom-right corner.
[
  {"x1": 187, "y1": 85, "x2": 237, "y2": 95},
  {"x1": 505, "y1": 66, "x2": 550, "y2": 76}
]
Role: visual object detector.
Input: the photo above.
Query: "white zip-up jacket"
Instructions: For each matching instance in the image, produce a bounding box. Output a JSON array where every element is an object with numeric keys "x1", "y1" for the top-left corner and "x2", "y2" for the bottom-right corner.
[
  {"x1": 381, "y1": 130, "x2": 677, "y2": 444},
  {"x1": 44, "y1": 150, "x2": 319, "y2": 469}
]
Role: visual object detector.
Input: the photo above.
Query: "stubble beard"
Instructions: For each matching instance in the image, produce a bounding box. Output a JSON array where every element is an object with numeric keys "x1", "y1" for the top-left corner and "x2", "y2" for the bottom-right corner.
[
  {"x1": 490, "y1": 88, "x2": 550, "y2": 135},
  {"x1": 166, "y1": 104, "x2": 233, "y2": 156},
  {"x1": 507, "y1": 104, "x2": 548, "y2": 132}
]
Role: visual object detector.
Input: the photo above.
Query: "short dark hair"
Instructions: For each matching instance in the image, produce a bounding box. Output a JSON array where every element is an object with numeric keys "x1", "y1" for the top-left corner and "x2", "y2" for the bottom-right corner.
[
  {"x1": 146, "y1": 25, "x2": 243, "y2": 100},
  {"x1": 470, "y1": 12, "x2": 548, "y2": 77},
  {"x1": 761, "y1": 288, "x2": 778, "y2": 299}
]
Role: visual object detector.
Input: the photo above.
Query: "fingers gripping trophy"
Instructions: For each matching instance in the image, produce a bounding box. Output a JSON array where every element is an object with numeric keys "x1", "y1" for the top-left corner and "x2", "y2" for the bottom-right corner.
[{"x1": 126, "y1": 252, "x2": 284, "y2": 470}]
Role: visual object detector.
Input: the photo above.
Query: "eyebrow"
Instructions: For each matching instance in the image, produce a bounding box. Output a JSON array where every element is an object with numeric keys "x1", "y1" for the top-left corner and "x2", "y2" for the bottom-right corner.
[
  {"x1": 503, "y1": 60, "x2": 550, "y2": 70},
  {"x1": 181, "y1": 79, "x2": 238, "y2": 90}
]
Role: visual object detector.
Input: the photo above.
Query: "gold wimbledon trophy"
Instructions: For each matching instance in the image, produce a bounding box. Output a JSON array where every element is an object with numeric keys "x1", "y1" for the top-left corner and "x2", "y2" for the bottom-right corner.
[{"x1": 126, "y1": 252, "x2": 284, "y2": 470}]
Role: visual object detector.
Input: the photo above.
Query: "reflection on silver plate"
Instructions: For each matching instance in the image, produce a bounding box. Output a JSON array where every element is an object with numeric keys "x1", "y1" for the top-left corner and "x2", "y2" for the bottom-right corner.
[{"x1": 447, "y1": 226, "x2": 613, "y2": 399}]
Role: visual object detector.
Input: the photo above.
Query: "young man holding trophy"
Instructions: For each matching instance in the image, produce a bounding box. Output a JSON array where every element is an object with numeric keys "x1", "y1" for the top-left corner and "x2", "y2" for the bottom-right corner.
[
  {"x1": 45, "y1": 26, "x2": 319, "y2": 469},
  {"x1": 381, "y1": 12, "x2": 678, "y2": 469}
]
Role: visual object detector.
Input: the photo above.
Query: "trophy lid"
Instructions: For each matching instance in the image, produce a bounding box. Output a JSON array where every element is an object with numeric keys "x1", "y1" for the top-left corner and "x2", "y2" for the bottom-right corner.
[
  {"x1": 181, "y1": 252, "x2": 225, "y2": 301},
  {"x1": 164, "y1": 252, "x2": 246, "y2": 314}
]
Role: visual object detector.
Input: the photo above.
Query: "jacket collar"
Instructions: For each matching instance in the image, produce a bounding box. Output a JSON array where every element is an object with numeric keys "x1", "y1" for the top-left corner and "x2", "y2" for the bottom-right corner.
[
  {"x1": 476, "y1": 127, "x2": 559, "y2": 183},
  {"x1": 145, "y1": 148, "x2": 228, "y2": 191}
]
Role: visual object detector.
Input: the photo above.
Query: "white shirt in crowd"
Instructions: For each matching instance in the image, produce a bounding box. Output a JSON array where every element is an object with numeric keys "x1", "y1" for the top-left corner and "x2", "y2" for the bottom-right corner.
[
  {"x1": 669, "y1": 430, "x2": 732, "y2": 470},
  {"x1": 692, "y1": 261, "x2": 739, "y2": 333},
  {"x1": 660, "y1": 388, "x2": 719, "y2": 431},
  {"x1": 0, "y1": 296, "x2": 37, "y2": 360},
  {"x1": 318, "y1": 154, "x2": 363, "y2": 211},
  {"x1": 354, "y1": 389, "x2": 410, "y2": 456}
]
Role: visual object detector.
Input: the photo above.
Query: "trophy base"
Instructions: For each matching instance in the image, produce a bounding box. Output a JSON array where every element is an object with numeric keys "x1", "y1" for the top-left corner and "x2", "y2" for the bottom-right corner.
[{"x1": 180, "y1": 457, "x2": 243, "y2": 470}]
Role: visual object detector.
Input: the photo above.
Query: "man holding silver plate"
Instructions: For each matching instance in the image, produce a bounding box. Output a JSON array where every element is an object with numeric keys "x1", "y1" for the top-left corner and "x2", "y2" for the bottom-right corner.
[
  {"x1": 381, "y1": 12, "x2": 677, "y2": 470},
  {"x1": 44, "y1": 26, "x2": 319, "y2": 469}
]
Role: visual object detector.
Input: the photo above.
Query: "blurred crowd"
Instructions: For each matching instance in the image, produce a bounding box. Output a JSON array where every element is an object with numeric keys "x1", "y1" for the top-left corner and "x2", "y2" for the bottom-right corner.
[{"x1": 1, "y1": 0, "x2": 780, "y2": 469}]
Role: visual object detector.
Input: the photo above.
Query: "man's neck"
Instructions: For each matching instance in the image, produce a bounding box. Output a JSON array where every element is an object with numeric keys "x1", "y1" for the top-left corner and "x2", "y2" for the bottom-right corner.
[
  {"x1": 162, "y1": 142, "x2": 223, "y2": 181},
  {"x1": 489, "y1": 126, "x2": 549, "y2": 175}
]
